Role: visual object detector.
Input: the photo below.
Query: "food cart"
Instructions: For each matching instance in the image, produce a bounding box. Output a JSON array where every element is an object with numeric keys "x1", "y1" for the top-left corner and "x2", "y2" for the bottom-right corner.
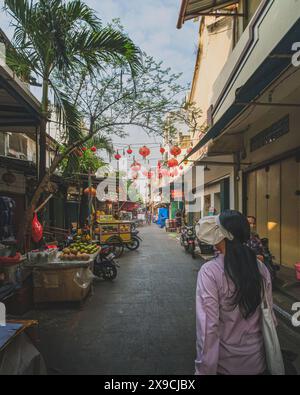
[{"x1": 94, "y1": 216, "x2": 132, "y2": 245}]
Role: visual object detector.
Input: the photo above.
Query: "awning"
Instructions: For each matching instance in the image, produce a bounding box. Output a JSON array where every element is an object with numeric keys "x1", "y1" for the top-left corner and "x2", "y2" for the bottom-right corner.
[
  {"x1": 185, "y1": 17, "x2": 300, "y2": 159},
  {"x1": 0, "y1": 64, "x2": 41, "y2": 133},
  {"x1": 177, "y1": 0, "x2": 238, "y2": 29}
]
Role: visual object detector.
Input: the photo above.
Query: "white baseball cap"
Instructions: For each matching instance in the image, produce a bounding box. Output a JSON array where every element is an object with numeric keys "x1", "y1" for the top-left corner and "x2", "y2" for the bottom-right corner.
[{"x1": 195, "y1": 215, "x2": 234, "y2": 246}]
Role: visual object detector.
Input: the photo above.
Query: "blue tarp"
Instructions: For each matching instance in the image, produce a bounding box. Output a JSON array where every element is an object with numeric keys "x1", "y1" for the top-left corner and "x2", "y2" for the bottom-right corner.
[
  {"x1": 0, "y1": 323, "x2": 23, "y2": 350},
  {"x1": 157, "y1": 208, "x2": 169, "y2": 228}
]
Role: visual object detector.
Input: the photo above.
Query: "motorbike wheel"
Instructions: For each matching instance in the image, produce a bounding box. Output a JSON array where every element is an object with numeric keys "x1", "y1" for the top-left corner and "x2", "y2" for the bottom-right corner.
[
  {"x1": 107, "y1": 237, "x2": 124, "y2": 258},
  {"x1": 126, "y1": 236, "x2": 140, "y2": 251},
  {"x1": 103, "y1": 263, "x2": 117, "y2": 281}
]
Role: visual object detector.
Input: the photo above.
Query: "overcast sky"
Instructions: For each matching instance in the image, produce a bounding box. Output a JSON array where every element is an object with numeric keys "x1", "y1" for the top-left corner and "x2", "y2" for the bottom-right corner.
[{"x1": 0, "y1": 0, "x2": 199, "y2": 166}]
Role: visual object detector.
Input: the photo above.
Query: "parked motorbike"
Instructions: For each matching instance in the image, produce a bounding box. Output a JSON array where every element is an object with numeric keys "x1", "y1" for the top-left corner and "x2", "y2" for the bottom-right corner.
[
  {"x1": 180, "y1": 226, "x2": 196, "y2": 259},
  {"x1": 94, "y1": 245, "x2": 119, "y2": 281},
  {"x1": 130, "y1": 221, "x2": 138, "y2": 232},
  {"x1": 261, "y1": 238, "x2": 280, "y2": 281},
  {"x1": 126, "y1": 230, "x2": 142, "y2": 251}
]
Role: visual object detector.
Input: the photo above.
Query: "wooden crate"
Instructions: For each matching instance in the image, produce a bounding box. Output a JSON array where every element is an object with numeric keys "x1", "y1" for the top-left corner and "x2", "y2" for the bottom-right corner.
[{"x1": 32, "y1": 266, "x2": 92, "y2": 304}]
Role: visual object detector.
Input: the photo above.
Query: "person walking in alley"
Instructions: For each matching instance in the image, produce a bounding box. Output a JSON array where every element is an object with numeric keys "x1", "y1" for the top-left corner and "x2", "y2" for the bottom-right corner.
[
  {"x1": 194, "y1": 210, "x2": 278, "y2": 375},
  {"x1": 175, "y1": 209, "x2": 182, "y2": 233}
]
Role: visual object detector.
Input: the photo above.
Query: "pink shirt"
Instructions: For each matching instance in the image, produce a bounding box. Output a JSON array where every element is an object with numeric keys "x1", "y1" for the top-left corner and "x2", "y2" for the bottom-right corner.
[{"x1": 195, "y1": 253, "x2": 275, "y2": 375}]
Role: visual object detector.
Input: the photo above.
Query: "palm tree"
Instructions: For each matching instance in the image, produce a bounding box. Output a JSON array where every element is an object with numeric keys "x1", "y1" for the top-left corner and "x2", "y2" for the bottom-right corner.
[{"x1": 4, "y1": 0, "x2": 142, "y2": 247}]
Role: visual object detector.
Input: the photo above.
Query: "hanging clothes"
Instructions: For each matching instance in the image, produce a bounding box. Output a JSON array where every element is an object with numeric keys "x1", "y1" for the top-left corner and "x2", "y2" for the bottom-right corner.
[{"x1": 0, "y1": 196, "x2": 16, "y2": 241}]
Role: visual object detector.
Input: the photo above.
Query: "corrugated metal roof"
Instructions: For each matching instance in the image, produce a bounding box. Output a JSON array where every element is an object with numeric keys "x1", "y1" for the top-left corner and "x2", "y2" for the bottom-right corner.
[{"x1": 177, "y1": 0, "x2": 238, "y2": 28}]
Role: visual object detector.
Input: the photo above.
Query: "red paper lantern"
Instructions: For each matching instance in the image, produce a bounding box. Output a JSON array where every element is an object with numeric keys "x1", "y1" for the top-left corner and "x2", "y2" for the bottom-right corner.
[
  {"x1": 91, "y1": 146, "x2": 97, "y2": 153},
  {"x1": 170, "y1": 146, "x2": 182, "y2": 157},
  {"x1": 84, "y1": 187, "x2": 97, "y2": 197},
  {"x1": 114, "y1": 151, "x2": 121, "y2": 160},
  {"x1": 160, "y1": 147, "x2": 165, "y2": 155},
  {"x1": 139, "y1": 145, "x2": 151, "y2": 159},
  {"x1": 127, "y1": 146, "x2": 133, "y2": 155},
  {"x1": 167, "y1": 158, "x2": 178, "y2": 168},
  {"x1": 82, "y1": 147, "x2": 87, "y2": 152}
]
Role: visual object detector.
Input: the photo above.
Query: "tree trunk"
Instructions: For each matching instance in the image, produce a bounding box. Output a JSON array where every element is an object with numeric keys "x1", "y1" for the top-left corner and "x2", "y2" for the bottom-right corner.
[
  {"x1": 21, "y1": 78, "x2": 49, "y2": 251},
  {"x1": 23, "y1": 173, "x2": 50, "y2": 251},
  {"x1": 39, "y1": 118, "x2": 47, "y2": 180}
]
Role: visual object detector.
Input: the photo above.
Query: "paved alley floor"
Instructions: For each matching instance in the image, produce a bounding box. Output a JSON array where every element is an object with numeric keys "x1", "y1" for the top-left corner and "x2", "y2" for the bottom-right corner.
[{"x1": 26, "y1": 226, "x2": 202, "y2": 375}]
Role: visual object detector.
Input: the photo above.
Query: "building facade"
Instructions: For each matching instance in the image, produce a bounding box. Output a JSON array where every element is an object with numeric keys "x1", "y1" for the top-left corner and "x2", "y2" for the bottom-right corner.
[{"x1": 178, "y1": 0, "x2": 300, "y2": 268}]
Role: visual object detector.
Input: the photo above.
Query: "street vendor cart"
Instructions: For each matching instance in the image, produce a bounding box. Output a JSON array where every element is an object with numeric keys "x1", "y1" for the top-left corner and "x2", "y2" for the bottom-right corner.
[
  {"x1": 96, "y1": 221, "x2": 132, "y2": 244},
  {"x1": 94, "y1": 216, "x2": 141, "y2": 253}
]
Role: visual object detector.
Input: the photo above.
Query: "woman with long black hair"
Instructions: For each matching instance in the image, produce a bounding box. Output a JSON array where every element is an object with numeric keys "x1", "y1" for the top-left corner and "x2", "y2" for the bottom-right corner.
[{"x1": 195, "y1": 210, "x2": 277, "y2": 375}]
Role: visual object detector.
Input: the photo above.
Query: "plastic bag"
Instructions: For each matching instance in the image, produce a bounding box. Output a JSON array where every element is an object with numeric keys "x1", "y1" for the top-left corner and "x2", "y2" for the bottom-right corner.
[
  {"x1": 73, "y1": 269, "x2": 95, "y2": 289},
  {"x1": 32, "y1": 213, "x2": 43, "y2": 244}
]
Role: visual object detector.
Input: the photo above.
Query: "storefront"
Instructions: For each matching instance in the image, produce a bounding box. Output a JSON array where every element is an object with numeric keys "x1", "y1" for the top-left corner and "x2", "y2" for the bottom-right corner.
[
  {"x1": 183, "y1": 10, "x2": 300, "y2": 270},
  {"x1": 243, "y1": 109, "x2": 300, "y2": 268}
]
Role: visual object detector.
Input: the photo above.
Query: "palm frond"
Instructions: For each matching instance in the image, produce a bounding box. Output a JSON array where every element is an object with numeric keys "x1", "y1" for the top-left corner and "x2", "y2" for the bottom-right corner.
[
  {"x1": 64, "y1": 0, "x2": 102, "y2": 31},
  {"x1": 5, "y1": 46, "x2": 40, "y2": 81},
  {"x1": 4, "y1": 0, "x2": 33, "y2": 33},
  {"x1": 50, "y1": 83, "x2": 84, "y2": 144},
  {"x1": 89, "y1": 134, "x2": 114, "y2": 155},
  {"x1": 71, "y1": 27, "x2": 142, "y2": 76}
]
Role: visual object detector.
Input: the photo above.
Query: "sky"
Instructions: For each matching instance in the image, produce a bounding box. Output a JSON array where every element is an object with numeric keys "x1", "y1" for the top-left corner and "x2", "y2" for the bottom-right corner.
[
  {"x1": 84, "y1": 0, "x2": 199, "y2": 166},
  {"x1": 0, "y1": 0, "x2": 199, "y2": 195}
]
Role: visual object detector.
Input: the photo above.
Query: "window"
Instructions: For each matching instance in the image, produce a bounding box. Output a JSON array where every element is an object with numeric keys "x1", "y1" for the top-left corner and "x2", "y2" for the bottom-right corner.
[
  {"x1": 234, "y1": 0, "x2": 263, "y2": 47},
  {"x1": 8, "y1": 134, "x2": 28, "y2": 158}
]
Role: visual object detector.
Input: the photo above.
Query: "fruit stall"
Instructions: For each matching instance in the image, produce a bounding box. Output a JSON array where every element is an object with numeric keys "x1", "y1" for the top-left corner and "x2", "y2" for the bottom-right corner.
[{"x1": 24, "y1": 239, "x2": 100, "y2": 305}]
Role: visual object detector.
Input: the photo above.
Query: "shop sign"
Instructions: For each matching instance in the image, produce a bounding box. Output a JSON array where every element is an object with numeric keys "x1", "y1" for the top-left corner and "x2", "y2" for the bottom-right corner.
[{"x1": 171, "y1": 190, "x2": 183, "y2": 199}]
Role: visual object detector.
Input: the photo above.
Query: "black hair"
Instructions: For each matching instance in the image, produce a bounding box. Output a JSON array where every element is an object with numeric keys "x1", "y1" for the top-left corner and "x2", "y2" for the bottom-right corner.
[{"x1": 219, "y1": 210, "x2": 264, "y2": 319}]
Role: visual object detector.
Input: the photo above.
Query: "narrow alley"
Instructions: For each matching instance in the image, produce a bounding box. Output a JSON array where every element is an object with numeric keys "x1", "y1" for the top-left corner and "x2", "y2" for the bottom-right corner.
[{"x1": 27, "y1": 226, "x2": 201, "y2": 375}]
